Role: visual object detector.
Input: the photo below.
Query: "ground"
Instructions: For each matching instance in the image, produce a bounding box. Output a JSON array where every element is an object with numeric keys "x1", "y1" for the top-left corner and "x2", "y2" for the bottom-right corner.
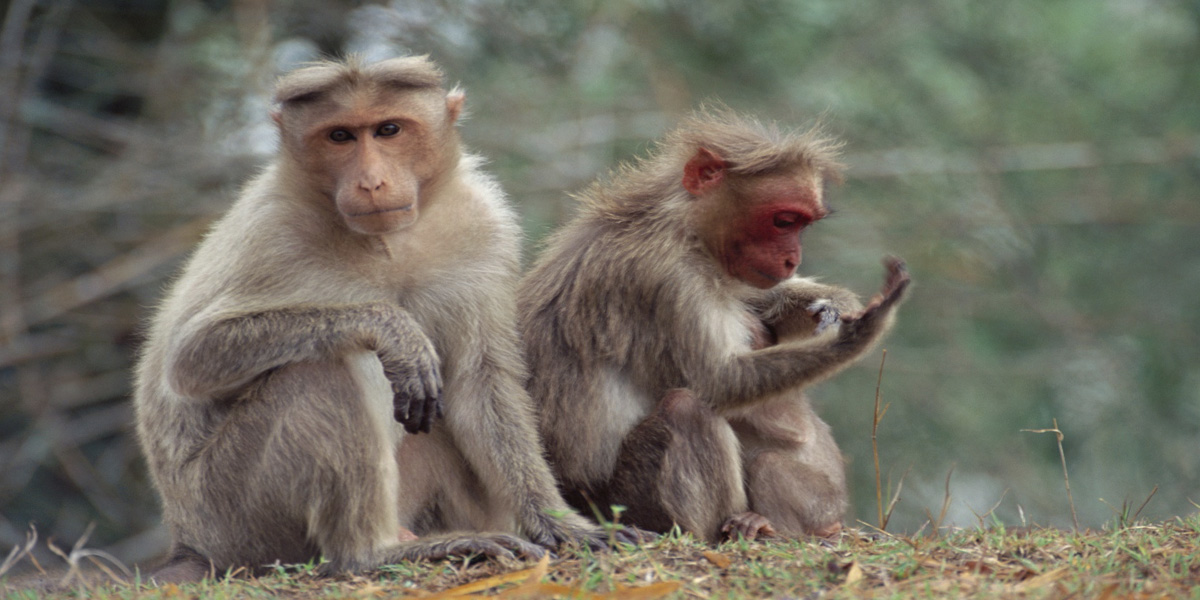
[{"x1": 3, "y1": 516, "x2": 1198, "y2": 599}]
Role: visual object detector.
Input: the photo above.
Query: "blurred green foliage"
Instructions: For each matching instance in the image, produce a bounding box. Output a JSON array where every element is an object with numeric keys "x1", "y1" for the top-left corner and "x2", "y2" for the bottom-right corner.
[{"x1": 0, "y1": 0, "x2": 1196, "y2": 565}]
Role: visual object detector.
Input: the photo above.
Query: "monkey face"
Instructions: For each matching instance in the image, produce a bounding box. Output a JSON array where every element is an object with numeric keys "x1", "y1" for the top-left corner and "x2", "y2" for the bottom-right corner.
[
  {"x1": 278, "y1": 87, "x2": 460, "y2": 236},
  {"x1": 703, "y1": 172, "x2": 828, "y2": 289},
  {"x1": 325, "y1": 120, "x2": 425, "y2": 235}
]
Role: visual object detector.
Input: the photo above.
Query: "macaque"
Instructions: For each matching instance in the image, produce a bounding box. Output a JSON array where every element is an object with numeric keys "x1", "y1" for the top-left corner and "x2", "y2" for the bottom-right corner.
[
  {"x1": 729, "y1": 280, "x2": 867, "y2": 538},
  {"x1": 133, "y1": 56, "x2": 607, "y2": 583},
  {"x1": 518, "y1": 109, "x2": 909, "y2": 542}
]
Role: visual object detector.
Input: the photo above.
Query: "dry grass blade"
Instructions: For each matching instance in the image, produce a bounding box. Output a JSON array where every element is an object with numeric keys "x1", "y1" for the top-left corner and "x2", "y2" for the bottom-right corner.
[
  {"x1": 871, "y1": 349, "x2": 889, "y2": 531},
  {"x1": 0, "y1": 524, "x2": 37, "y2": 578},
  {"x1": 1022, "y1": 418, "x2": 1080, "y2": 531},
  {"x1": 1132, "y1": 485, "x2": 1159, "y2": 522},
  {"x1": 883, "y1": 467, "x2": 911, "y2": 530},
  {"x1": 46, "y1": 523, "x2": 133, "y2": 588},
  {"x1": 968, "y1": 489, "x2": 1009, "y2": 527},
  {"x1": 924, "y1": 465, "x2": 955, "y2": 536}
]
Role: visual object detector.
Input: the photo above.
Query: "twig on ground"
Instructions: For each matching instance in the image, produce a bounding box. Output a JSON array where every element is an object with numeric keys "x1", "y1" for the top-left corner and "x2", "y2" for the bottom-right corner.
[
  {"x1": 1022, "y1": 418, "x2": 1079, "y2": 531},
  {"x1": 47, "y1": 523, "x2": 133, "y2": 588},
  {"x1": 1132, "y1": 485, "x2": 1159, "y2": 523},
  {"x1": 924, "y1": 465, "x2": 954, "y2": 536},
  {"x1": 871, "y1": 349, "x2": 890, "y2": 531},
  {"x1": 0, "y1": 524, "x2": 37, "y2": 578}
]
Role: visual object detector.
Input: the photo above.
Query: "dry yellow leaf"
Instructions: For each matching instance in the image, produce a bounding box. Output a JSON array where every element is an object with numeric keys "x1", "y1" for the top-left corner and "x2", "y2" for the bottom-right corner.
[
  {"x1": 1015, "y1": 566, "x2": 1068, "y2": 591},
  {"x1": 844, "y1": 561, "x2": 864, "y2": 586},
  {"x1": 702, "y1": 551, "x2": 732, "y2": 569}
]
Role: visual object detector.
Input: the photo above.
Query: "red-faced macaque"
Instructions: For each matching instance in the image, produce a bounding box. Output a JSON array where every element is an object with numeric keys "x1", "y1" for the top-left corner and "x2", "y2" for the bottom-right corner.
[
  {"x1": 134, "y1": 56, "x2": 608, "y2": 583},
  {"x1": 518, "y1": 109, "x2": 909, "y2": 542}
]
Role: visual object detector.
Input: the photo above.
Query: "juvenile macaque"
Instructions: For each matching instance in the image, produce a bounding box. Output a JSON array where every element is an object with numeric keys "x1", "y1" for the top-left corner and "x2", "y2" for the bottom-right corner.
[
  {"x1": 134, "y1": 56, "x2": 606, "y2": 583},
  {"x1": 518, "y1": 109, "x2": 909, "y2": 542}
]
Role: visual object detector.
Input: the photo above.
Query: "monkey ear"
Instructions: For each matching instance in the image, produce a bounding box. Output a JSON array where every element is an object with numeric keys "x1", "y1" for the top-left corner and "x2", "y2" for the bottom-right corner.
[
  {"x1": 446, "y1": 90, "x2": 465, "y2": 124},
  {"x1": 270, "y1": 110, "x2": 283, "y2": 126},
  {"x1": 682, "y1": 148, "x2": 726, "y2": 196}
]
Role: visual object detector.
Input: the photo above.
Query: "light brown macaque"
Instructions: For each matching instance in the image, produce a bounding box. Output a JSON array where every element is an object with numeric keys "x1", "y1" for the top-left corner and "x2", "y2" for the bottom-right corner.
[
  {"x1": 729, "y1": 281, "x2": 864, "y2": 539},
  {"x1": 518, "y1": 109, "x2": 910, "y2": 543},
  {"x1": 134, "y1": 56, "x2": 609, "y2": 583}
]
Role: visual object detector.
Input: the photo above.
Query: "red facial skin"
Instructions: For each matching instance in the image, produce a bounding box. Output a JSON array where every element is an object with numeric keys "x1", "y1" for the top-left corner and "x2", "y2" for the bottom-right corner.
[{"x1": 683, "y1": 149, "x2": 828, "y2": 289}]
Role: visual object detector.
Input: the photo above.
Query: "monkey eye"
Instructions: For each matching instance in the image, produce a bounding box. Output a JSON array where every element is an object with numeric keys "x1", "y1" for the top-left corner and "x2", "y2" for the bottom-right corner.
[
  {"x1": 329, "y1": 129, "x2": 354, "y2": 143},
  {"x1": 773, "y1": 212, "x2": 805, "y2": 230},
  {"x1": 376, "y1": 123, "x2": 401, "y2": 137}
]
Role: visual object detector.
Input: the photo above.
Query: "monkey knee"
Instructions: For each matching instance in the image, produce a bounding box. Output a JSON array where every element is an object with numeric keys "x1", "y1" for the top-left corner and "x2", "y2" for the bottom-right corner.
[
  {"x1": 745, "y1": 450, "x2": 791, "y2": 481},
  {"x1": 746, "y1": 452, "x2": 846, "y2": 537},
  {"x1": 658, "y1": 388, "x2": 702, "y2": 418}
]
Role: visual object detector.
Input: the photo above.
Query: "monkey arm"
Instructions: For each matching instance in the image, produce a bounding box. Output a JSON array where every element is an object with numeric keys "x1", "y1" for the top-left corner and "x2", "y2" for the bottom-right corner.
[
  {"x1": 694, "y1": 260, "x2": 909, "y2": 413},
  {"x1": 165, "y1": 303, "x2": 442, "y2": 430},
  {"x1": 749, "y1": 277, "x2": 864, "y2": 339}
]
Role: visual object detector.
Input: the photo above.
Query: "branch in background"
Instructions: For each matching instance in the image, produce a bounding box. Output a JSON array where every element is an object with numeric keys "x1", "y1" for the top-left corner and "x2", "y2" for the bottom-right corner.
[
  {"x1": 0, "y1": 332, "x2": 74, "y2": 369},
  {"x1": 5, "y1": 217, "x2": 211, "y2": 334},
  {"x1": 848, "y1": 135, "x2": 1200, "y2": 178}
]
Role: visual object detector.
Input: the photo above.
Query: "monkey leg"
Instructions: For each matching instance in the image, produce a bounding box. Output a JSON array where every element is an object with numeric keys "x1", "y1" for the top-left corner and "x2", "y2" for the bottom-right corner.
[
  {"x1": 743, "y1": 408, "x2": 847, "y2": 538},
  {"x1": 155, "y1": 355, "x2": 530, "y2": 581},
  {"x1": 607, "y1": 389, "x2": 753, "y2": 543}
]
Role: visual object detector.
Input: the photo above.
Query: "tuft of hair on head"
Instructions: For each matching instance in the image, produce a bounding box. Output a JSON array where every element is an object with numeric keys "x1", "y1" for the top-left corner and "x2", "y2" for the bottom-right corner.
[
  {"x1": 665, "y1": 105, "x2": 846, "y2": 183},
  {"x1": 274, "y1": 54, "x2": 446, "y2": 107},
  {"x1": 573, "y1": 106, "x2": 846, "y2": 218}
]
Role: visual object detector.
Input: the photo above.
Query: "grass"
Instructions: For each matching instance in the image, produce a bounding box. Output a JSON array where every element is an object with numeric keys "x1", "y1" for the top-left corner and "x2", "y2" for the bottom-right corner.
[
  {"x1": 5, "y1": 357, "x2": 1195, "y2": 598},
  {"x1": 3, "y1": 515, "x2": 1199, "y2": 599}
]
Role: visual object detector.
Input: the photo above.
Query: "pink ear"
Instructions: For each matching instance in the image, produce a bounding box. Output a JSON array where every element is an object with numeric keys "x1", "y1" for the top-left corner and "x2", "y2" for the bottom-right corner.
[
  {"x1": 682, "y1": 148, "x2": 726, "y2": 196},
  {"x1": 270, "y1": 110, "x2": 283, "y2": 126},
  {"x1": 446, "y1": 91, "x2": 465, "y2": 124}
]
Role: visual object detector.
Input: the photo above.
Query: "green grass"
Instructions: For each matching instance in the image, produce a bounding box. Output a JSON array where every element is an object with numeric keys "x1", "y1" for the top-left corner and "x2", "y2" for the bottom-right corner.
[{"x1": 4, "y1": 515, "x2": 1199, "y2": 599}]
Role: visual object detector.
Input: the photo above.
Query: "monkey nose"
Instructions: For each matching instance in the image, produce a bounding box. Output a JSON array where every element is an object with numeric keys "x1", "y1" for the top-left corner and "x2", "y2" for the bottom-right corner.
[{"x1": 358, "y1": 179, "x2": 386, "y2": 192}]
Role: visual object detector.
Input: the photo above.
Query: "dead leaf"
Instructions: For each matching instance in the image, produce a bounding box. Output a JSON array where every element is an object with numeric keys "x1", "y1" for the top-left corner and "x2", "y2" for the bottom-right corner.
[
  {"x1": 603, "y1": 581, "x2": 683, "y2": 599},
  {"x1": 425, "y1": 559, "x2": 545, "y2": 598},
  {"x1": 845, "y1": 561, "x2": 864, "y2": 585},
  {"x1": 963, "y1": 560, "x2": 993, "y2": 574},
  {"x1": 1015, "y1": 566, "x2": 1068, "y2": 592},
  {"x1": 702, "y1": 551, "x2": 732, "y2": 569}
]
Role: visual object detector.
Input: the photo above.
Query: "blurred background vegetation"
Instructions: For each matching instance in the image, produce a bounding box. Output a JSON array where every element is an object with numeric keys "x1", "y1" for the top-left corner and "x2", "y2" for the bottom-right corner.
[{"x1": 1, "y1": 0, "x2": 1197, "y2": 568}]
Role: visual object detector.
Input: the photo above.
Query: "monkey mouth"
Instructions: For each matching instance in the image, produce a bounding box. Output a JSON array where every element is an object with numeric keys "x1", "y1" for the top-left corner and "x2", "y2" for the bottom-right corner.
[
  {"x1": 752, "y1": 269, "x2": 788, "y2": 287},
  {"x1": 352, "y1": 204, "x2": 414, "y2": 217}
]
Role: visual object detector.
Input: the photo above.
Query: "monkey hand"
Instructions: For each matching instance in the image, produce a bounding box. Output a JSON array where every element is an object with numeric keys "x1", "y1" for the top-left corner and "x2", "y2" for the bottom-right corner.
[
  {"x1": 839, "y1": 256, "x2": 910, "y2": 331},
  {"x1": 807, "y1": 300, "x2": 841, "y2": 335},
  {"x1": 377, "y1": 334, "x2": 444, "y2": 434}
]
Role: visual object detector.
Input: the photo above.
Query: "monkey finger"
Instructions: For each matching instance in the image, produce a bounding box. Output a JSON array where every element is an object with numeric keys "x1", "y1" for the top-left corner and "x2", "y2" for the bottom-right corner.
[
  {"x1": 877, "y1": 274, "x2": 911, "y2": 310},
  {"x1": 392, "y1": 394, "x2": 411, "y2": 425},
  {"x1": 880, "y1": 257, "x2": 911, "y2": 293},
  {"x1": 459, "y1": 539, "x2": 517, "y2": 561},
  {"x1": 418, "y1": 397, "x2": 441, "y2": 433},
  {"x1": 613, "y1": 525, "x2": 657, "y2": 546},
  {"x1": 407, "y1": 393, "x2": 427, "y2": 432},
  {"x1": 721, "y1": 511, "x2": 776, "y2": 542},
  {"x1": 490, "y1": 534, "x2": 547, "y2": 560}
]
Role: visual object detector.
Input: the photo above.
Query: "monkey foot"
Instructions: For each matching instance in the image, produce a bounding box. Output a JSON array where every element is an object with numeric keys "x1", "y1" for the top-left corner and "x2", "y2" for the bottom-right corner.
[
  {"x1": 398, "y1": 527, "x2": 419, "y2": 542},
  {"x1": 811, "y1": 521, "x2": 843, "y2": 538},
  {"x1": 149, "y1": 546, "x2": 213, "y2": 585},
  {"x1": 720, "y1": 511, "x2": 777, "y2": 541}
]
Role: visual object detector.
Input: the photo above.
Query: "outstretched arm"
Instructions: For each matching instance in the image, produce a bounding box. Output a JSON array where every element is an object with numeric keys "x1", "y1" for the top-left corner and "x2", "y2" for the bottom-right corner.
[{"x1": 696, "y1": 258, "x2": 910, "y2": 413}]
